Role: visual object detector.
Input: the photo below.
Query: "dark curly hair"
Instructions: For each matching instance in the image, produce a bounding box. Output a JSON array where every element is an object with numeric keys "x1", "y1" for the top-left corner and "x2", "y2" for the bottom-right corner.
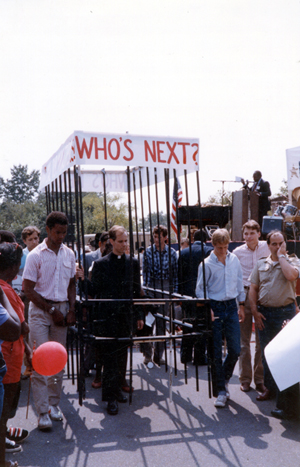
[
  {"x1": 0, "y1": 230, "x2": 16, "y2": 243},
  {"x1": 0, "y1": 242, "x2": 23, "y2": 271},
  {"x1": 46, "y1": 211, "x2": 69, "y2": 230}
]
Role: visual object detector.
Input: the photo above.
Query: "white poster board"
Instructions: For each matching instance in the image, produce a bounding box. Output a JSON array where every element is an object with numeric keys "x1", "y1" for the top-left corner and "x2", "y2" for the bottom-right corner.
[
  {"x1": 265, "y1": 313, "x2": 300, "y2": 391},
  {"x1": 40, "y1": 131, "x2": 199, "y2": 190},
  {"x1": 78, "y1": 165, "x2": 170, "y2": 194}
]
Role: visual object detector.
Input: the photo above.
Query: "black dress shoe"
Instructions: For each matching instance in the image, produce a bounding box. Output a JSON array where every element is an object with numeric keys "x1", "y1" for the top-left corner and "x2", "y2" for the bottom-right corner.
[
  {"x1": 271, "y1": 408, "x2": 299, "y2": 421},
  {"x1": 271, "y1": 409, "x2": 286, "y2": 420},
  {"x1": 153, "y1": 355, "x2": 166, "y2": 366},
  {"x1": 107, "y1": 400, "x2": 118, "y2": 415},
  {"x1": 180, "y1": 353, "x2": 192, "y2": 364},
  {"x1": 153, "y1": 355, "x2": 161, "y2": 366},
  {"x1": 116, "y1": 391, "x2": 127, "y2": 403}
]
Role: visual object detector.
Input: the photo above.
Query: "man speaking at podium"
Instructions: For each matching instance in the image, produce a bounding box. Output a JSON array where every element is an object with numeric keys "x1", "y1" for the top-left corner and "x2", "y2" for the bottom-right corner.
[{"x1": 251, "y1": 171, "x2": 271, "y2": 227}]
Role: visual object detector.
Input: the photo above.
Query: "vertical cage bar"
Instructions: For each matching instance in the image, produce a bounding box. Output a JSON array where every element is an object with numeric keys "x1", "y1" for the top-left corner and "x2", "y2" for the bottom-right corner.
[
  {"x1": 68, "y1": 168, "x2": 75, "y2": 252},
  {"x1": 102, "y1": 169, "x2": 108, "y2": 231},
  {"x1": 59, "y1": 175, "x2": 63, "y2": 212},
  {"x1": 55, "y1": 178, "x2": 59, "y2": 211},
  {"x1": 126, "y1": 167, "x2": 134, "y2": 403}
]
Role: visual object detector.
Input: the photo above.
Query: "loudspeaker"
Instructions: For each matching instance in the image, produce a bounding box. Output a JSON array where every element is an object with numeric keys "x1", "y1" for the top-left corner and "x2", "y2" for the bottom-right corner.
[{"x1": 262, "y1": 216, "x2": 283, "y2": 235}]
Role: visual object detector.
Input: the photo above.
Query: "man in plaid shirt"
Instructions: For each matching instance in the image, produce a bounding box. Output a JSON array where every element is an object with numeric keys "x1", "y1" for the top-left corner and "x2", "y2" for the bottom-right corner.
[{"x1": 143, "y1": 225, "x2": 178, "y2": 365}]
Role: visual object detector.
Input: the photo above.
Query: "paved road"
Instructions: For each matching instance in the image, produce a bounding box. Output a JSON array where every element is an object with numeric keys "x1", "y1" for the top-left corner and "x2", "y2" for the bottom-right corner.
[{"x1": 6, "y1": 344, "x2": 300, "y2": 467}]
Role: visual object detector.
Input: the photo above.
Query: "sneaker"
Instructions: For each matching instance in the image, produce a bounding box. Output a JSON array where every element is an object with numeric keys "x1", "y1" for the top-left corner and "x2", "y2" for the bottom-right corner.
[
  {"x1": 5, "y1": 438, "x2": 22, "y2": 453},
  {"x1": 6, "y1": 427, "x2": 29, "y2": 443},
  {"x1": 143, "y1": 357, "x2": 152, "y2": 365},
  {"x1": 214, "y1": 394, "x2": 227, "y2": 408},
  {"x1": 49, "y1": 405, "x2": 63, "y2": 421},
  {"x1": 225, "y1": 381, "x2": 230, "y2": 399},
  {"x1": 38, "y1": 413, "x2": 53, "y2": 430}
]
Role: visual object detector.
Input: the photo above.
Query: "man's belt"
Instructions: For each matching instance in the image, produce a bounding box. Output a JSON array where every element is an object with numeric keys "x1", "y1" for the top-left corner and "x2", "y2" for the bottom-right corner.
[
  {"x1": 44, "y1": 299, "x2": 67, "y2": 304},
  {"x1": 258, "y1": 301, "x2": 294, "y2": 308}
]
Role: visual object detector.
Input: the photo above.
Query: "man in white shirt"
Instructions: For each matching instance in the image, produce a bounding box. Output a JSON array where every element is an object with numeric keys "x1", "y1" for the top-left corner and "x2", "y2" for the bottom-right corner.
[
  {"x1": 23, "y1": 212, "x2": 76, "y2": 431},
  {"x1": 196, "y1": 229, "x2": 245, "y2": 408},
  {"x1": 233, "y1": 220, "x2": 269, "y2": 396}
]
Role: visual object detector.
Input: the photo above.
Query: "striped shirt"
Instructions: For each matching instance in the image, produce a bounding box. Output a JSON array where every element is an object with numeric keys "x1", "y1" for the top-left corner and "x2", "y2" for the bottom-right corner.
[
  {"x1": 232, "y1": 241, "x2": 269, "y2": 287},
  {"x1": 23, "y1": 239, "x2": 76, "y2": 301},
  {"x1": 143, "y1": 244, "x2": 178, "y2": 292}
]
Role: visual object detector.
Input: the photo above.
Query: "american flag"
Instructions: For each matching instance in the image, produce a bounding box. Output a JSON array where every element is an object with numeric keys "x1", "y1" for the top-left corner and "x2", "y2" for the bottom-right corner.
[{"x1": 171, "y1": 178, "x2": 183, "y2": 238}]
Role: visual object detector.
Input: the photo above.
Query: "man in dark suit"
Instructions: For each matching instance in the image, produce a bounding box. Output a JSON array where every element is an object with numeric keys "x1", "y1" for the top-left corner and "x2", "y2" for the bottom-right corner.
[
  {"x1": 251, "y1": 171, "x2": 271, "y2": 227},
  {"x1": 178, "y1": 229, "x2": 213, "y2": 364},
  {"x1": 91, "y1": 225, "x2": 144, "y2": 415}
]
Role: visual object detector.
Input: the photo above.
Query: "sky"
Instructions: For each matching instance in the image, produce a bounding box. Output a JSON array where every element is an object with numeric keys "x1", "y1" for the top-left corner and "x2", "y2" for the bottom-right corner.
[{"x1": 1, "y1": 0, "x2": 300, "y2": 203}]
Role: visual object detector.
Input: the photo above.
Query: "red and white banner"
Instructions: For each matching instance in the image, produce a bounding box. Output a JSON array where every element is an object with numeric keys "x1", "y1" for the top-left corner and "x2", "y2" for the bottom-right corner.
[{"x1": 40, "y1": 131, "x2": 199, "y2": 190}]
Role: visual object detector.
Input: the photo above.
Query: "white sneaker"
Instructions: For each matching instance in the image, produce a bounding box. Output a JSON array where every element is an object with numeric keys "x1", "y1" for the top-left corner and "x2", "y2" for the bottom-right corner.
[
  {"x1": 38, "y1": 413, "x2": 52, "y2": 430},
  {"x1": 49, "y1": 405, "x2": 63, "y2": 421},
  {"x1": 225, "y1": 381, "x2": 230, "y2": 399},
  {"x1": 214, "y1": 394, "x2": 227, "y2": 408},
  {"x1": 5, "y1": 437, "x2": 22, "y2": 453}
]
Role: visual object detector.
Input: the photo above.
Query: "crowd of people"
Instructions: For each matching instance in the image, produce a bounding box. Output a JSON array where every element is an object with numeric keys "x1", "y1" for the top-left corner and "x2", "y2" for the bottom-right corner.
[{"x1": 0, "y1": 201, "x2": 299, "y2": 466}]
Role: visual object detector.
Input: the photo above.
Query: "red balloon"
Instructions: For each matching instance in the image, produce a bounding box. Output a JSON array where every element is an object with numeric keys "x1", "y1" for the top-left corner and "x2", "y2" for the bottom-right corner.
[{"x1": 32, "y1": 342, "x2": 68, "y2": 376}]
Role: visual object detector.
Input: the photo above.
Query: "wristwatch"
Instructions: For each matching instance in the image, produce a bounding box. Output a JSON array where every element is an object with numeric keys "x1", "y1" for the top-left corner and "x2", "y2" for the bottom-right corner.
[
  {"x1": 239, "y1": 302, "x2": 245, "y2": 306},
  {"x1": 278, "y1": 254, "x2": 286, "y2": 259},
  {"x1": 48, "y1": 306, "x2": 55, "y2": 315}
]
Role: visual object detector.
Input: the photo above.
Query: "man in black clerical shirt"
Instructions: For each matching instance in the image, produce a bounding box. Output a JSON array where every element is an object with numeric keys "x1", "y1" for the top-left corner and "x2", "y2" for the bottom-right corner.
[{"x1": 91, "y1": 225, "x2": 144, "y2": 415}]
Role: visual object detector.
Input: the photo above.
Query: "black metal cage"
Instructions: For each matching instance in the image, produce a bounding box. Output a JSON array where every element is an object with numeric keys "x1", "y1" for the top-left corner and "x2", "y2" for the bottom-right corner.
[{"x1": 40, "y1": 132, "x2": 216, "y2": 405}]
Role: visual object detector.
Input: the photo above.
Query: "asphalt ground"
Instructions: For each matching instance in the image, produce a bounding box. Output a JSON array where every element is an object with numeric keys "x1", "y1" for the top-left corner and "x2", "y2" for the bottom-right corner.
[{"x1": 6, "y1": 341, "x2": 300, "y2": 467}]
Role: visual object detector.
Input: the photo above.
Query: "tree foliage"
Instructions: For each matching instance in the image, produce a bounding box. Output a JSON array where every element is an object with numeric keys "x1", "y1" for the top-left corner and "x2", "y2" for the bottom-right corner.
[
  {"x1": 206, "y1": 189, "x2": 232, "y2": 205},
  {"x1": 0, "y1": 165, "x2": 40, "y2": 203},
  {"x1": 138, "y1": 211, "x2": 168, "y2": 231},
  {"x1": 82, "y1": 192, "x2": 129, "y2": 233},
  {"x1": 0, "y1": 165, "x2": 176, "y2": 245},
  {"x1": 274, "y1": 179, "x2": 288, "y2": 198},
  {"x1": 0, "y1": 193, "x2": 48, "y2": 243}
]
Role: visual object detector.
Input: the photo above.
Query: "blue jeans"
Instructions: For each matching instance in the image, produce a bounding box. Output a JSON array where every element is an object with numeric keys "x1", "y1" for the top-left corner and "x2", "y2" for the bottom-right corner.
[
  {"x1": 258, "y1": 303, "x2": 300, "y2": 417},
  {"x1": 210, "y1": 299, "x2": 241, "y2": 395}
]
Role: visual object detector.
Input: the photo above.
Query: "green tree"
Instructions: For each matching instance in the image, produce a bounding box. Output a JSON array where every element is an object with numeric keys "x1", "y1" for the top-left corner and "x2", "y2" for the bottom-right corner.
[
  {"x1": 206, "y1": 189, "x2": 232, "y2": 205},
  {"x1": 138, "y1": 211, "x2": 168, "y2": 231},
  {"x1": 82, "y1": 192, "x2": 129, "y2": 233},
  {"x1": 1, "y1": 165, "x2": 40, "y2": 203},
  {"x1": 0, "y1": 176, "x2": 4, "y2": 199},
  {"x1": 0, "y1": 193, "x2": 47, "y2": 244},
  {"x1": 274, "y1": 179, "x2": 288, "y2": 198}
]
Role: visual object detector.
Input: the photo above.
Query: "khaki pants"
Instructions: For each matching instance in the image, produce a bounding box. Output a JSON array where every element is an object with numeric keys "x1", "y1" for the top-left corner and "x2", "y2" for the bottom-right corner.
[
  {"x1": 29, "y1": 301, "x2": 69, "y2": 415},
  {"x1": 239, "y1": 292, "x2": 264, "y2": 386}
]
